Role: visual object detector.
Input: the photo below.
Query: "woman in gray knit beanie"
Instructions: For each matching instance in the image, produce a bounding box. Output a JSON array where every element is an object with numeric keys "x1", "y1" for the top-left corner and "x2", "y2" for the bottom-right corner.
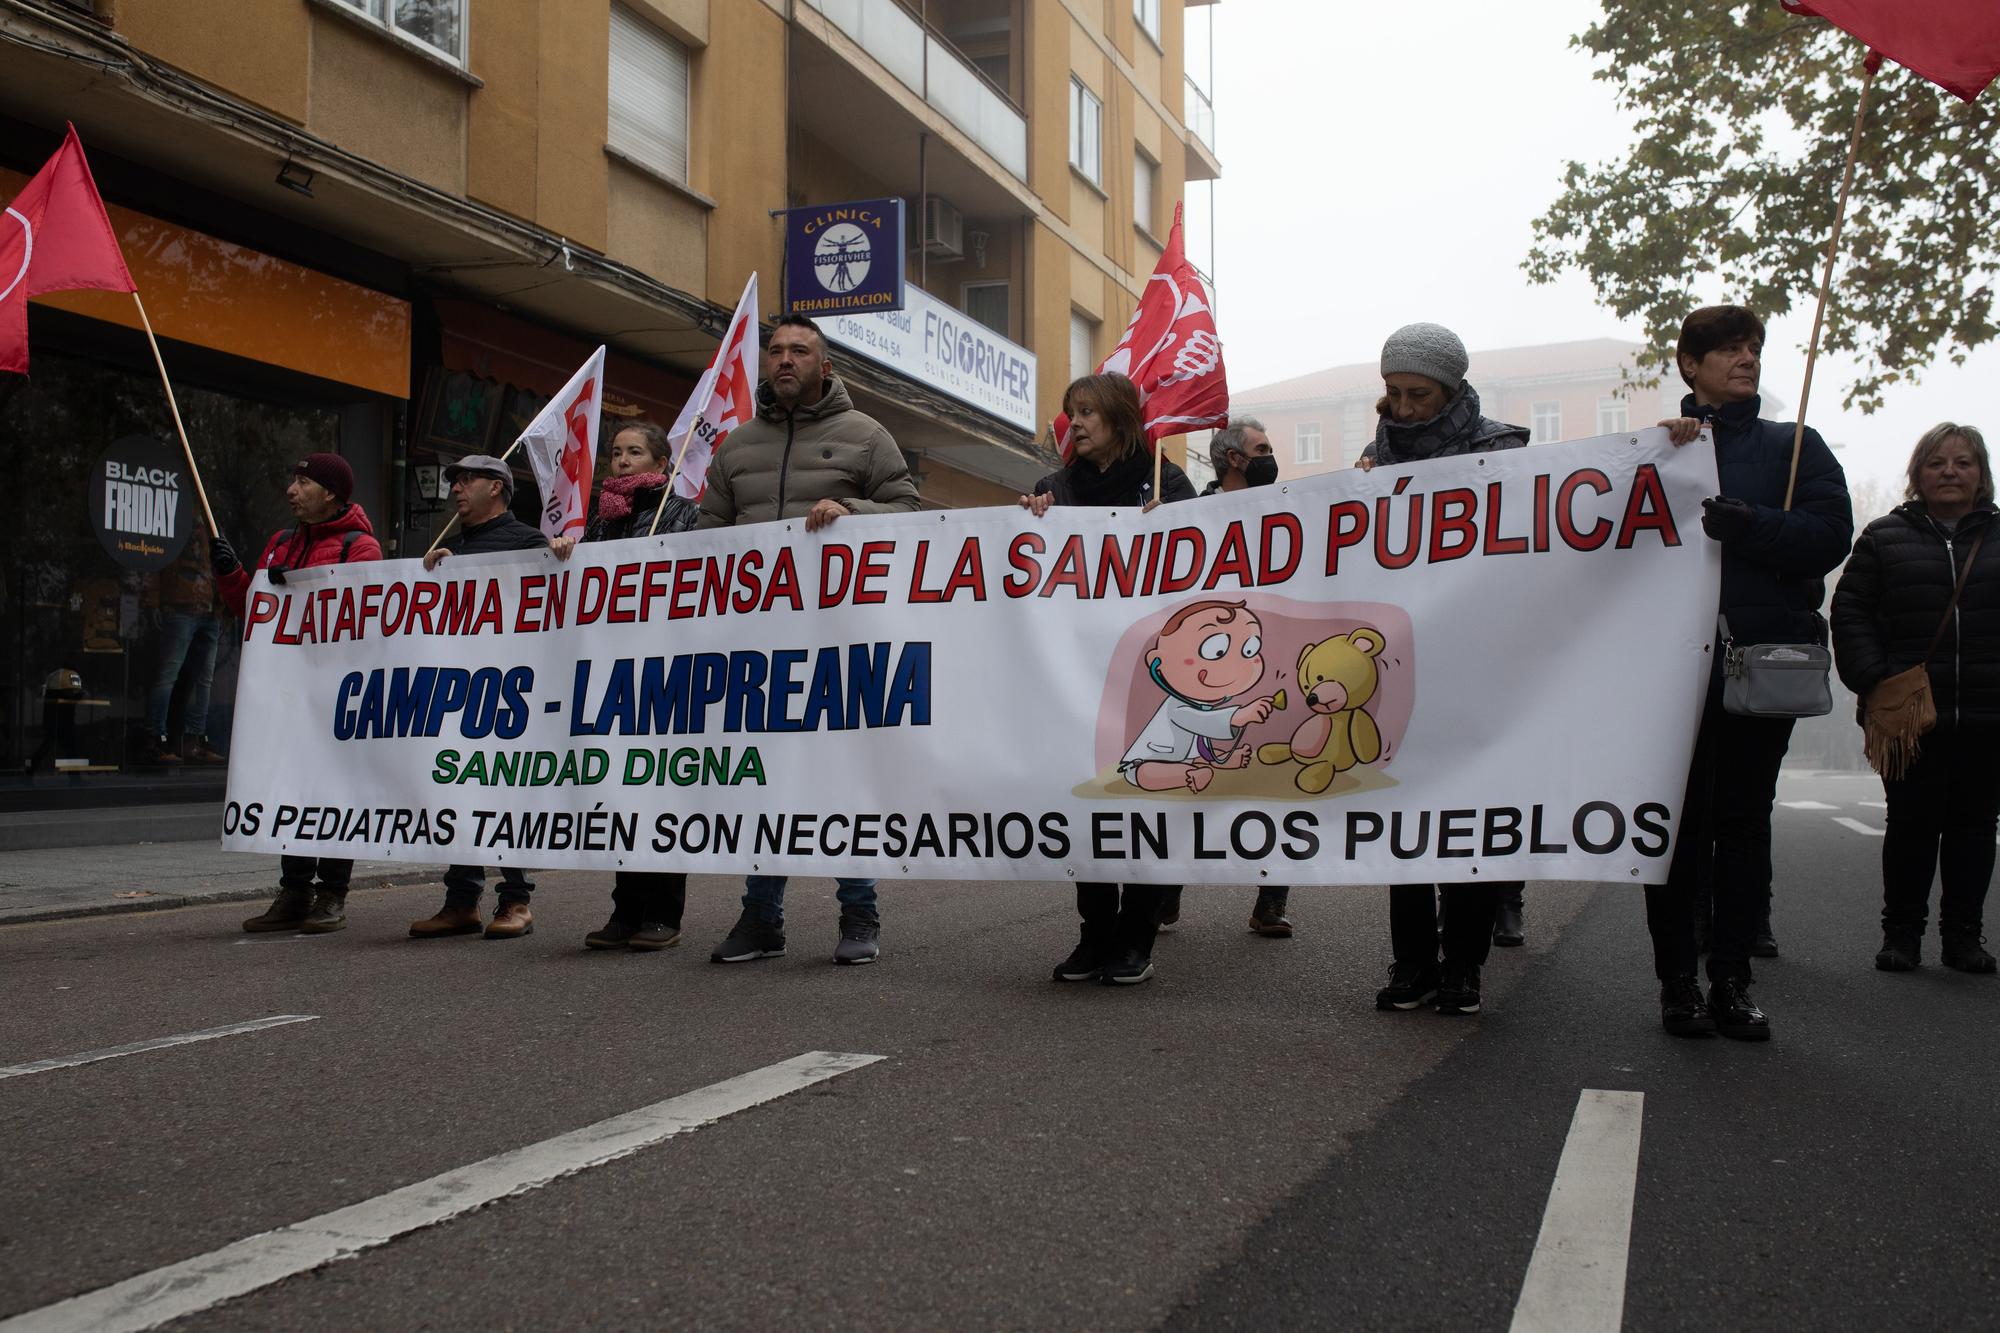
[
  {"x1": 1358, "y1": 322, "x2": 1530, "y2": 470},
  {"x1": 1363, "y1": 322, "x2": 1530, "y2": 1017}
]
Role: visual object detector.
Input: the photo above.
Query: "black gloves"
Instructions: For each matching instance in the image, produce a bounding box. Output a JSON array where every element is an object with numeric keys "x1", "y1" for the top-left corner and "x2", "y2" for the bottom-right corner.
[
  {"x1": 210, "y1": 535, "x2": 240, "y2": 577},
  {"x1": 1700, "y1": 496, "x2": 1757, "y2": 543}
]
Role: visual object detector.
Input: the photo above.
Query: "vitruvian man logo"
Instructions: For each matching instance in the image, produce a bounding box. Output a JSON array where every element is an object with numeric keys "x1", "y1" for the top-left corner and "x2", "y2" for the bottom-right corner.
[{"x1": 814, "y1": 223, "x2": 872, "y2": 293}]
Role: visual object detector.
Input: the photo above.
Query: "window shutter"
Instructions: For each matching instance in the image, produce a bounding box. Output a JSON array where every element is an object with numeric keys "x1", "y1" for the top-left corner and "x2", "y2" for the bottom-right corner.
[{"x1": 609, "y1": 5, "x2": 691, "y2": 185}]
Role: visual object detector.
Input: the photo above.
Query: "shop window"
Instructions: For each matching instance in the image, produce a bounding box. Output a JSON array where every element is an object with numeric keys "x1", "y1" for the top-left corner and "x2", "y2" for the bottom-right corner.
[
  {"x1": 610, "y1": 3, "x2": 693, "y2": 185},
  {"x1": 0, "y1": 350, "x2": 355, "y2": 800},
  {"x1": 331, "y1": 0, "x2": 467, "y2": 66}
]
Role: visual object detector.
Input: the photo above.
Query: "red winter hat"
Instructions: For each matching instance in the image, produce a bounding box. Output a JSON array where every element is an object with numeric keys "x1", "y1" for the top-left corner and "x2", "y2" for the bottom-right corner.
[{"x1": 293, "y1": 452, "x2": 354, "y2": 504}]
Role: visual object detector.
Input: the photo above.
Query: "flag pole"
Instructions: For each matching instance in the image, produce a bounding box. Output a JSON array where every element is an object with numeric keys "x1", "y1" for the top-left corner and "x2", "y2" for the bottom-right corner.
[
  {"x1": 1151, "y1": 439, "x2": 1164, "y2": 508},
  {"x1": 423, "y1": 436, "x2": 524, "y2": 556},
  {"x1": 1785, "y1": 51, "x2": 1878, "y2": 510},
  {"x1": 648, "y1": 421, "x2": 703, "y2": 537},
  {"x1": 129, "y1": 292, "x2": 220, "y2": 538}
]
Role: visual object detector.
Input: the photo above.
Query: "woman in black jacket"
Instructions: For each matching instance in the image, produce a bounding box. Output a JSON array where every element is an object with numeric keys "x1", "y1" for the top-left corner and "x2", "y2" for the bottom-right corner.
[
  {"x1": 1832, "y1": 423, "x2": 2000, "y2": 974},
  {"x1": 554, "y1": 420, "x2": 699, "y2": 952},
  {"x1": 1020, "y1": 372, "x2": 1194, "y2": 985}
]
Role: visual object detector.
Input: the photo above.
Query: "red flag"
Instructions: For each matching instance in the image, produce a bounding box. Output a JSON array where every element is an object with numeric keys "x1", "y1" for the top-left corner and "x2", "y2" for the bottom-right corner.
[
  {"x1": 1054, "y1": 202, "x2": 1228, "y2": 459},
  {"x1": 0, "y1": 124, "x2": 137, "y2": 374},
  {"x1": 1784, "y1": 0, "x2": 2000, "y2": 101}
]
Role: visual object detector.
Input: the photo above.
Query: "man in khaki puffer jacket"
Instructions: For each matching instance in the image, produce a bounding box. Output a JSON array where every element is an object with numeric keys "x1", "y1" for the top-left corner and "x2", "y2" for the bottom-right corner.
[
  {"x1": 698, "y1": 312, "x2": 920, "y2": 968},
  {"x1": 696, "y1": 313, "x2": 920, "y2": 532}
]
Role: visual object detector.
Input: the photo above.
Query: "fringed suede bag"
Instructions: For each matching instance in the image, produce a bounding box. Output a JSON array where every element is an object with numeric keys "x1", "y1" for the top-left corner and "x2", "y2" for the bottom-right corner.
[{"x1": 1864, "y1": 530, "x2": 1985, "y2": 780}]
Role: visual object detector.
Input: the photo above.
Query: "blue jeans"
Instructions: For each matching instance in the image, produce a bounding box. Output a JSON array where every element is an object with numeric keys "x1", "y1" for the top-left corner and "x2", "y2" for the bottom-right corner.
[
  {"x1": 443, "y1": 864, "x2": 535, "y2": 908},
  {"x1": 148, "y1": 612, "x2": 220, "y2": 739},
  {"x1": 743, "y1": 875, "x2": 877, "y2": 923}
]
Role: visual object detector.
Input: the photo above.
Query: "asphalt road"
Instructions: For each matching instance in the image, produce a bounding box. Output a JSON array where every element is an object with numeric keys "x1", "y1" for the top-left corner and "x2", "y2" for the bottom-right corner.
[{"x1": 0, "y1": 772, "x2": 1993, "y2": 1331}]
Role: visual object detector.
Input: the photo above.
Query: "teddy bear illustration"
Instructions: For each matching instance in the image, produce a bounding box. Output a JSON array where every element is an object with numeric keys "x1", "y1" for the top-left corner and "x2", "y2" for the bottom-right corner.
[{"x1": 1257, "y1": 627, "x2": 1387, "y2": 793}]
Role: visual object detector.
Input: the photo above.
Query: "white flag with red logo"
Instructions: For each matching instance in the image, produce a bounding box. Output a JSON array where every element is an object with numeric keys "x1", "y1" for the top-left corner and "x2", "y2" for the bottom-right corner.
[
  {"x1": 517, "y1": 345, "x2": 605, "y2": 540},
  {"x1": 666, "y1": 273, "x2": 760, "y2": 500},
  {"x1": 1054, "y1": 202, "x2": 1228, "y2": 459}
]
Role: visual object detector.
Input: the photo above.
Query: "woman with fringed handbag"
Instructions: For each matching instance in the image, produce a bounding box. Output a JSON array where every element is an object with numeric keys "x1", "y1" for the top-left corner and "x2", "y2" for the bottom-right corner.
[{"x1": 1832, "y1": 425, "x2": 2000, "y2": 975}]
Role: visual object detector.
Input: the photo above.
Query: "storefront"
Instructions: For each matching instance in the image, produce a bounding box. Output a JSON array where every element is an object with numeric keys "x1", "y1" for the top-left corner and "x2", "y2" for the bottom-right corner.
[{"x1": 0, "y1": 170, "x2": 409, "y2": 813}]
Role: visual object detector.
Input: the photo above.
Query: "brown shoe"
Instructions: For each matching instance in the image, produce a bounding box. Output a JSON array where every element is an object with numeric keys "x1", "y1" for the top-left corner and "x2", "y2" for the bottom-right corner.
[
  {"x1": 485, "y1": 901, "x2": 534, "y2": 939},
  {"x1": 628, "y1": 921, "x2": 681, "y2": 951},
  {"x1": 409, "y1": 903, "x2": 484, "y2": 938},
  {"x1": 181, "y1": 736, "x2": 227, "y2": 765},
  {"x1": 243, "y1": 886, "x2": 313, "y2": 933}
]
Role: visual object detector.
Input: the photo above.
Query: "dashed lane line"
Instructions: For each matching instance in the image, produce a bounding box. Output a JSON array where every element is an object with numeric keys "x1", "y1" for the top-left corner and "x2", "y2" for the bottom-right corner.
[
  {"x1": 0, "y1": 1050, "x2": 884, "y2": 1333},
  {"x1": 1779, "y1": 800, "x2": 1839, "y2": 810},
  {"x1": 1832, "y1": 817, "x2": 1885, "y2": 838},
  {"x1": 1510, "y1": 1089, "x2": 1645, "y2": 1333},
  {"x1": 0, "y1": 1016, "x2": 318, "y2": 1082}
]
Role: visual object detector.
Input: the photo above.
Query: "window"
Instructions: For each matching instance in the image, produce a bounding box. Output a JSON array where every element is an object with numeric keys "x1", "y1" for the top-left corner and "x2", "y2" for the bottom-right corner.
[
  {"x1": 1069, "y1": 78, "x2": 1102, "y2": 185},
  {"x1": 963, "y1": 282, "x2": 1010, "y2": 337},
  {"x1": 609, "y1": 4, "x2": 692, "y2": 185},
  {"x1": 333, "y1": 0, "x2": 466, "y2": 65},
  {"x1": 1133, "y1": 149, "x2": 1157, "y2": 237},
  {"x1": 1070, "y1": 311, "x2": 1098, "y2": 383},
  {"x1": 1596, "y1": 395, "x2": 1629, "y2": 435},
  {"x1": 1531, "y1": 401, "x2": 1562, "y2": 444},
  {"x1": 1133, "y1": 0, "x2": 1161, "y2": 42},
  {"x1": 1296, "y1": 423, "x2": 1323, "y2": 465}
]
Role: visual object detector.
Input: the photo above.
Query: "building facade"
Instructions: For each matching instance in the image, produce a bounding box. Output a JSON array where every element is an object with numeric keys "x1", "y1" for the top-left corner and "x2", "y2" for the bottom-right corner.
[
  {"x1": 0, "y1": 0, "x2": 1221, "y2": 814},
  {"x1": 1212, "y1": 339, "x2": 1687, "y2": 486}
]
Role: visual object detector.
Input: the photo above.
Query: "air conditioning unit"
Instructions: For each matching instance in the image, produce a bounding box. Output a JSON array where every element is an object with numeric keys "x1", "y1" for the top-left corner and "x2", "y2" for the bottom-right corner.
[{"x1": 923, "y1": 197, "x2": 965, "y2": 259}]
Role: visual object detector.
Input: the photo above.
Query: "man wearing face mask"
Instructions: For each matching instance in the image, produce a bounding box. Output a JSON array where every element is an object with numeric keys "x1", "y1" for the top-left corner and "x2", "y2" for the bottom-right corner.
[
  {"x1": 1202, "y1": 417, "x2": 1280, "y2": 495},
  {"x1": 1156, "y1": 418, "x2": 1296, "y2": 939}
]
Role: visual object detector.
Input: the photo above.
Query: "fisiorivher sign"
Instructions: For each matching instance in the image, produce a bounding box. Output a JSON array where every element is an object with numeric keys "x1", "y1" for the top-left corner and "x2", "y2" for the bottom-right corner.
[
  {"x1": 782, "y1": 198, "x2": 906, "y2": 316},
  {"x1": 89, "y1": 434, "x2": 194, "y2": 571},
  {"x1": 824, "y1": 283, "x2": 1038, "y2": 434}
]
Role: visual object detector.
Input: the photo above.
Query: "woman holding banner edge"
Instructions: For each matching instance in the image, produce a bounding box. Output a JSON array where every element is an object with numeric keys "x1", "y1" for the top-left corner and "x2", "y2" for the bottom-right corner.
[
  {"x1": 1357, "y1": 323, "x2": 1529, "y2": 1018},
  {"x1": 1021, "y1": 372, "x2": 1197, "y2": 985},
  {"x1": 552, "y1": 420, "x2": 702, "y2": 952}
]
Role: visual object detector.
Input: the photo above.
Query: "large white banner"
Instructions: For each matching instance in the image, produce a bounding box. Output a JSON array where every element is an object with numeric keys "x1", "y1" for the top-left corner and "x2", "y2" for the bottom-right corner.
[{"x1": 221, "y1": 431, "x2": 1720, "y2": 886}]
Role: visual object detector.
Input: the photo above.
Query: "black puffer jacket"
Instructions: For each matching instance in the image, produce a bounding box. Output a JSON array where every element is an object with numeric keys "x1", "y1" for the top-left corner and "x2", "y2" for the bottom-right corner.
[
  {"x1": 1033, "y1": 452, "x2": 1197, "y2": 509},
  {"x1": 1695, "y1": 393, "x2": 1852, "y2": 644},
  {"x1": 1831, "y1": 501, "x2": 2000, "y2": 728}
]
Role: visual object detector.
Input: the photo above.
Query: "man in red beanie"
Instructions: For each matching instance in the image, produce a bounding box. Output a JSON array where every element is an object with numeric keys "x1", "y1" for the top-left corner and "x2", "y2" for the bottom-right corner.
[{"x1": 214, "y1": 451, "x2": 383, "y2": 935}]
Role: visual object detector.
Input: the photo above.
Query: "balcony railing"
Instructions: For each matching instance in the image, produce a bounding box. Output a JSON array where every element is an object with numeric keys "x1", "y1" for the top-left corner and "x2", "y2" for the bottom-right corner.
[
  {"x1": 803, "y1": 0, "x2": 1028, "y2": 181},
  {"x1": 1184, "y1": 75, "x2": 1216, "y2": 155}
]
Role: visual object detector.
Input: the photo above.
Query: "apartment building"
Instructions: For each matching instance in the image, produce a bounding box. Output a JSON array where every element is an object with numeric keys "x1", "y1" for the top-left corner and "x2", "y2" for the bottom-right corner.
[{"x1": 0, "y1": 0, "x2": 1222, "y2": 808}]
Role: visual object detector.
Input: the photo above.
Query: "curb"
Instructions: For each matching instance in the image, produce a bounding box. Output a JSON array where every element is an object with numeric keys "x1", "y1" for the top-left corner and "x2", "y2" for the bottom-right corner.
[{"x1": 0, "y1": 873, "x2": 421, "y2": 928}]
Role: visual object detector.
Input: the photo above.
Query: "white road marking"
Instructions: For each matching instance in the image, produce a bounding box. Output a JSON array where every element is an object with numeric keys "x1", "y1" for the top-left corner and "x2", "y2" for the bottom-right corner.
[
  {"x1": 1511, "y1": 1089, "x2": 1644, "y2": 1333},
  {"x1": 1779, "y1": 800, "x2": 1838, "y2": 810},
  {"x1": 1859, "y1": 800, "x2": 1887, "y2": 809},
  {"x1": 1833, "y1": 817, "x2": 1885, "y2": 838},
  {"x1": 0, "y1": 1050, "x2": 883, "y2": 1333},
  {"x1": 0, "y1": 1016, "x2": 318, "y2": 1081}
]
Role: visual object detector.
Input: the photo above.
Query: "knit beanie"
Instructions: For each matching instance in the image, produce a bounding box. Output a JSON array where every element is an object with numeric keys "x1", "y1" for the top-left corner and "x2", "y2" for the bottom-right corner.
[
  {"x1": 1380, "y1": 323, "x2": 1469, "y2": 390},
  {"x1": 293, "y1": 452, "x2": 354, "y2": 504}
]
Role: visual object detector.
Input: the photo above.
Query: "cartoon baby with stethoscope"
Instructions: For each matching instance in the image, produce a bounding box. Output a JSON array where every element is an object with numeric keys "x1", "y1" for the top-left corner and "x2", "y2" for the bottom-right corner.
[{"x1": 1118, "y1": 598, "x2": 1279, "y2": 794}]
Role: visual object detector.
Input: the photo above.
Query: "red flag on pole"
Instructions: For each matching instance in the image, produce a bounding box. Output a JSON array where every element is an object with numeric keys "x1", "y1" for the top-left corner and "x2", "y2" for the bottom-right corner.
[
  {"x1": 1783, "y1": 0, "x2": 2000, "y2": 101},
  {"x1": 1053, "y1": 202, "x2": 1229, "y2": 460},
  {"x1": 0, "y1": 123, "x2": 137, "y2": 375}
]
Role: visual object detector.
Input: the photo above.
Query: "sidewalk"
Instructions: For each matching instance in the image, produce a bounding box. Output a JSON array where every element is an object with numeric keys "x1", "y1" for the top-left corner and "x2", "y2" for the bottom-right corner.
[{"x1": 0, "y1": 841, "x2": 425, "y2": 926}]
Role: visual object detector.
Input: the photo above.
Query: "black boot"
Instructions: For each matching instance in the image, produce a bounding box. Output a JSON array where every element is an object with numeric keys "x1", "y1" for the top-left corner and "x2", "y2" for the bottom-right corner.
[
  {"x1": 1492, "y1": 899, "x2": 1524, "y2": 948},
  {"x1": 1941, "y1": 930, "x2": 1997, "y2": 974},
  {"x1": 1708, "y1": 976, "x2": 1770, "y2": 1041},
  {"x1": 1248, "y1": 887, "x2": 1293, "y2": 937},
  {"x1": 1659, "y1": 974, "x2": 1716, "y2": 1036},
  {"x1": 1874, "y1": 927, "x2": 1921, "y2": 972},
  {"x1": 1750, "y1": 906, "x2": 1779, "y2": 959}
]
